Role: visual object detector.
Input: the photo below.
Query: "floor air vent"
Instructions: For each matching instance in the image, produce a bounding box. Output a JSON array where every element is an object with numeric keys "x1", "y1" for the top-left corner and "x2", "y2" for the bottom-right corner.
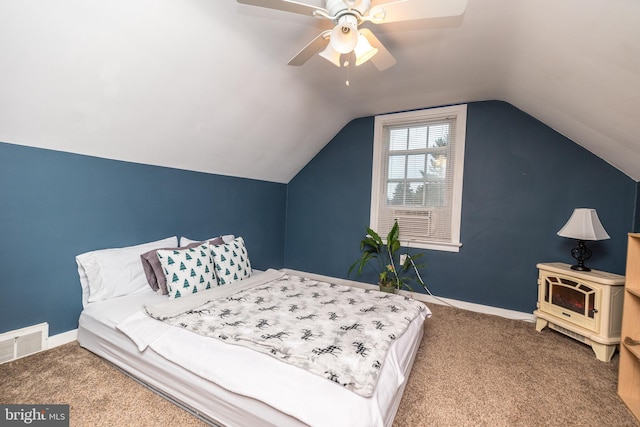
[{"x1": 0, "y1": 323, "x2": 48, "y2": 364}]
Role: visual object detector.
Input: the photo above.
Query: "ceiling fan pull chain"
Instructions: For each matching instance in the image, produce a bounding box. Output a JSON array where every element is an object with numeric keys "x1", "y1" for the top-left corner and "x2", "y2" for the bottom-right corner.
[{"x1": 345, "y1": 52, "x2": 351, "y2": 86}]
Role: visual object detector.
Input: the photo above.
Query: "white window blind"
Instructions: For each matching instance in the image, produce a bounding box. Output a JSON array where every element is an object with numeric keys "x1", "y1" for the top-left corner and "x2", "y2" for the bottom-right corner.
[{"x1": 371, "y1": 105, "x2": 466, "y2": 252}]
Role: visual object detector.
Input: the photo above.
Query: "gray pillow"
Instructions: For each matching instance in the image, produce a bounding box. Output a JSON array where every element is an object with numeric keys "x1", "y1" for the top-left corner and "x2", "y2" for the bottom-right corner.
[{"x1": 141, "y1": 236, "x2": 224, "y2": 295}]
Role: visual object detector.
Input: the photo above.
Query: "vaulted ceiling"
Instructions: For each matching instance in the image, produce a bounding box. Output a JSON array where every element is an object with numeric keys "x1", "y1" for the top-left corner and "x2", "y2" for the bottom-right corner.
[{"x1": 1, "y1": 0, "x2": 639, "y2": 184}]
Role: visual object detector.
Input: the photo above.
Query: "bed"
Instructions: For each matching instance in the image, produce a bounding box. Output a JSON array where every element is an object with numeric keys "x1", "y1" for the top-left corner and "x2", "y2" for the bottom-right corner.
[{"x1": 76, "y1": 236, "x2": 430, "y2": 427}]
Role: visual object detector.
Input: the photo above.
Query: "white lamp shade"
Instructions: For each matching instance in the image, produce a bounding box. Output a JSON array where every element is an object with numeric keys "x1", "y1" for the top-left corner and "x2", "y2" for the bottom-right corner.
[
  {"x1": 330, "y1": 20, "x2": 358, "y2": 54},
  {"x1": 354, "y1": 33, "x2": 378, "y2": 66},
  {"x1": 557, "y1": 208, "x2": 610, "y2": 241},
  {"x1": 319, "y1": 43, "x2": 342, "y2": 67}
]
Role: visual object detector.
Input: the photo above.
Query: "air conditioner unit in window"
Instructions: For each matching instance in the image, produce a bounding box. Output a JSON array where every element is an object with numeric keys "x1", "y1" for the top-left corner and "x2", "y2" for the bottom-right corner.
[{"x1": 392, "y1": 209, "x2": 438, "y2": 239}]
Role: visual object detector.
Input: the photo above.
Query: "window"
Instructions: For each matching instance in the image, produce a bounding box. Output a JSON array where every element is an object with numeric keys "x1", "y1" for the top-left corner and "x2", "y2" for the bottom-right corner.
[{"x1": 370, "y1": 104, "x2": 466, "y2": 252}]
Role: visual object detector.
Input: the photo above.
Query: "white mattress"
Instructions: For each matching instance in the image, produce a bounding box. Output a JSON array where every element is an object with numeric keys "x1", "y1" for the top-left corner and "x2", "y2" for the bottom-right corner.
[{"x1": 78, "y1": 271, "x2": 427, "y2": 427}]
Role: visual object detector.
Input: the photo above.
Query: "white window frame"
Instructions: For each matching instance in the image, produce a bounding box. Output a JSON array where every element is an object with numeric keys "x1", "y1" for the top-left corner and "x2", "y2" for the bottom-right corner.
[{"x1": 370, "y1": 104, "x2": 467, "y2": 252}]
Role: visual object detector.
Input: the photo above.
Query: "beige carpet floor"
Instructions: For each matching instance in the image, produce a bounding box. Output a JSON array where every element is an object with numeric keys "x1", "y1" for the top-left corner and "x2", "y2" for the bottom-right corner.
[{"x1": 1, "y1": 303, "x2": 638, "y2": 426}]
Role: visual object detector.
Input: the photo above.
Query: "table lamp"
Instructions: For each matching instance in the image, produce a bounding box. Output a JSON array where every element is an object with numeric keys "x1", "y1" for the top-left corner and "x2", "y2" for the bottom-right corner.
[{"x1": 557, "y1": 208, "x2": 610, "y2": 271}]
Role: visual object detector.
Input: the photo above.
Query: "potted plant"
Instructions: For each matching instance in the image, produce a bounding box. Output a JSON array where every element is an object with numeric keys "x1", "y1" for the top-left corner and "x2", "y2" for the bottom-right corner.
[{"x1": 348, "y1": 221, "x2": 425, "y2": 293}]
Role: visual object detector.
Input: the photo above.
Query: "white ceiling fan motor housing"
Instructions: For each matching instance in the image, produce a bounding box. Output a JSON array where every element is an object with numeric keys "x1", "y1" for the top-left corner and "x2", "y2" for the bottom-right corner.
[{"x1": 325, "y1": 0, "x2": 371, "y2": 21}]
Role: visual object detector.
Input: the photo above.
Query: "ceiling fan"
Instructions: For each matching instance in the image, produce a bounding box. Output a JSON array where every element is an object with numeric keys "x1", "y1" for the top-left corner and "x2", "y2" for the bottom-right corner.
[{"x1": 237, "y1": 0, "x2": 468, "y2": 71}]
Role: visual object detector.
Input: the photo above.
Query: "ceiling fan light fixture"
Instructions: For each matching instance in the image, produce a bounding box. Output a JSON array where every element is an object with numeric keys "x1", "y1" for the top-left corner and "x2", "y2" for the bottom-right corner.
[
  {"x1": 319, "y1": 43, "x2": 342, "y2": 67},
  {"x1": 329, "y1": 15, "x2": 359, "y2": 54},
  {"x1": 354, "y1": 33, "x2": 378, "y2": 66}
]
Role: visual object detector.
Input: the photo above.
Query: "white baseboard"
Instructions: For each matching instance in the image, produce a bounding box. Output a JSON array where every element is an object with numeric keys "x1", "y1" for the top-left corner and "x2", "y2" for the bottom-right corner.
[
  {"x1": 48, "y1": 329, "x2": 77, "y2": 349},
  {"x1": 282, "y1": 269, "x2": 535, "y2": 323},
  {"x1": 413, "y1": 293, "x2": 536, "y2": 322}
]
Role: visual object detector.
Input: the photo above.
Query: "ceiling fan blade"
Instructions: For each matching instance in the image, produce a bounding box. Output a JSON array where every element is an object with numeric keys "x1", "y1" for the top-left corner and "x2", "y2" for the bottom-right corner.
[
  {"x1": 359, "y1": 28, "x2": 396, "y2": 71},
  {"x1": 288, "y1": 31, "x2": 331, "y2": 66},
  {"x1": 237, "y1": 0, "x2": 327, "y2": 17},
  {"x1": 367, "y1": 0, "x2": 467, "y2": 23}
]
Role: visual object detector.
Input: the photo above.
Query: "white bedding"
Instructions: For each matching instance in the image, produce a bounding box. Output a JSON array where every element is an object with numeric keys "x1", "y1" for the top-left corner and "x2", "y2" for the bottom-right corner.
[{"x1": 78, "y1": 270, "x2": 429, "y2": 427}]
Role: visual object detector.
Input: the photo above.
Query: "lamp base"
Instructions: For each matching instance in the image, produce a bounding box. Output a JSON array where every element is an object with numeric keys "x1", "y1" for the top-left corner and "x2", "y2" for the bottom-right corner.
[{"x1": 570, "y1": 240, "x2": 592, "y2": 272}]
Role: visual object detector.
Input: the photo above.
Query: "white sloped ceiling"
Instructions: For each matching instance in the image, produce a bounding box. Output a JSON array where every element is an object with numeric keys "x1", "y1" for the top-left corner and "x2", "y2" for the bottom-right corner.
[{"x1": 0, "y1": 0, "x2": 639, "y2": 183}]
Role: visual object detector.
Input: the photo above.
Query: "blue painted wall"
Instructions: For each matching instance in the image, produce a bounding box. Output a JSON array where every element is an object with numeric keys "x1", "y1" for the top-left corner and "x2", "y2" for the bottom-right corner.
[
  {"x1": 2, "y1": 100, "x2": 637, "y2": 336},
  {"x1": 284, "y1": 101, "x2": 637, "y2": 313},
  {"x1": 0, "y1": 142, "x2": 286, "y2": 335}
]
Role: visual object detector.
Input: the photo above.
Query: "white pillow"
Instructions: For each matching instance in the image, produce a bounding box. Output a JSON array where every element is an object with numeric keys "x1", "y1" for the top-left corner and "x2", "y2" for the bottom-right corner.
[
  {"x1": 180, "y1": 234, "x2": 235, "y2": 247},
  {"x1": 157, "y1": 244, "x2": 216, "y2": 299},
  {"x1": 210, "y1": 237, "x2": 252, "y2": 286},
  {"x1": 76, "y1": 236, "x2": 178, "y2": 306}
]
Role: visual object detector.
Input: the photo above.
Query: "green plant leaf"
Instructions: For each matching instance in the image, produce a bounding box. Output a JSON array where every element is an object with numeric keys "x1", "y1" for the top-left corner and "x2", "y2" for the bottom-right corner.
[
  {"x1": 360, "y1": 236, "x2": 380, "y2": 251},
  {"x1": 366, "y1": 228, "x2": 383, "y2": 246},
  {"x1": 347, "y1": 261, "x2": 358, "y2": 276},
  {"x1": 387, "y1": 221, "x2": 399, "y2": 243},
  {"x1": 348, "y1": 252, "x2": 377, "y2": 277}
]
